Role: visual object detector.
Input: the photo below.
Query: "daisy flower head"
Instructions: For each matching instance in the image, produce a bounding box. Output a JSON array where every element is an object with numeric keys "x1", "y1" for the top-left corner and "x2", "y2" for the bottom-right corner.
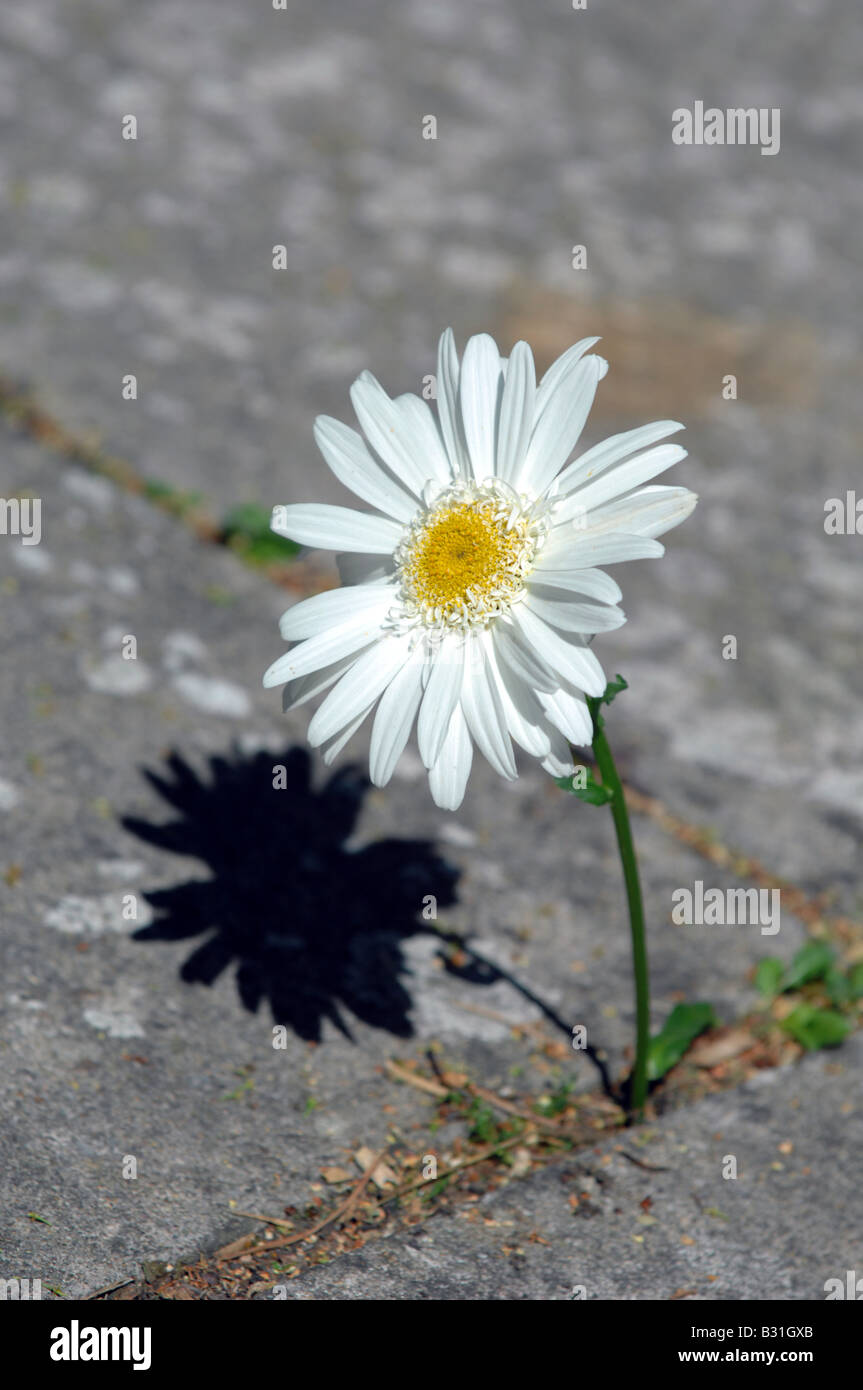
[{"x1": 264, "y1": 331, "x2": 696, "y2": 810}]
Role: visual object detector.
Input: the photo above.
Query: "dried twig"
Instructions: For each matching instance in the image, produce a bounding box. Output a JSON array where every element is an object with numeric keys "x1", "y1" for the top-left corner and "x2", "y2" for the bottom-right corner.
[
  {"x1": 386, "y1": 1058, "x2": 584, "y2": 1138},
  {"x1": 379, "y1": 1133, "x2": 530, "y2": 1206},
  {"x1": 252, "y1": 1145, "x2": 391, "y2": 1255},
  {"x1": 385, "y1": 1058, "x2": 448, "y2": 1098},
  {"x1": 85, "y1": 1278, "x2": 135, "y2": 1301},
  {"x1": 469, "y1": 1082, "x2": 580, "y2": 1136},
  {"x1": 618, "y1": 1148, "x2": 670, "y2": 1173},
  {"x1": 425, "y1": 1046, "x2": 450, "y2": 1087},
  {"x1": 233, "y1": 1210, "x2": 294, "y2": 1229}
]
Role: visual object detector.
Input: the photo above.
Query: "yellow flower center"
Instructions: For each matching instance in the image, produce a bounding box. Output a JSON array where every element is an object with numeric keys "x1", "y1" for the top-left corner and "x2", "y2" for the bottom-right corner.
[
  {"x1": 391, "y1": 481, "x2": 549, "y2": 634},
  {"x1": 405, "y1": 501, "x2": 523, "y2": 609}
]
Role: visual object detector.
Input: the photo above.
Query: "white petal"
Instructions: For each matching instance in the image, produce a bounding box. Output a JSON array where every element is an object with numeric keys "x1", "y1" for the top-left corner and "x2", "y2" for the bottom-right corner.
[
  {"x1": 314, "y1": 416, "x2": 419, "y2": 523},
  {"x1": 524, "y1": 590, "x2": 626, "y2": 634},
  {"x1": 350, "y1": 372, "x2": 447, "y2": 496},
  {"x1": 417, "y1": 636, "x2": 466, "y2": 768},
  {"x1": 556, "y1": 420, "x2": 685, "y2": 494},
  {"x1": 487, "y1": 631, "x2": 552, "y2": 757},
  {"x1": 581, "y1": 485, "x2": 698, "y2": 539},
  {"x1": 556, "y1": 443, "x2": 686, "y2": 519},
  {"x1": 368, "y1": 646, "x2": 426, "y2": 786},
  {"x1": 495, "y1": 341, "x2": 536, "y2": 484},
  {"x1": 394, "y1": 393, "x2": 452, "y2": 485},
  {"x1": 436, "y1": 328, "x2": 468, "y2": 478},
  {"x1": 279, "y1": 583, "x2": 393, "y2": 640},
  {"x1": 536, "y1": 529, "x2": 665, "y2": 568},
  {"x1": 518, "y1": 354, "x2": 603, "y2": 496},
  {"x1": 492, "y1": 615, "x2": 559, "y2": 694},
  {"x1": 512, "y1": 606, "x2": 606, "y2": 697},
  {"x1": 538, "y1": 686, "x2": 594, "y2": 745},
  {"x1": 459, "y1": 333, "x2": 503, "y2": 481},
  {"x1": 534, "y1": 337, "x2": 600, "y2": 417},
  {"x1": 428, "y1": 704, "x2": 473, "y2": 811},
  {"x1": 460, "y1": 633, "x2": 517, "y2": 778},
  {"x1": 541, "y1": 727, "x2": 578, "y2": 778},
  {"x1": 272, "y1": 503, "x2": 402, "y2": 554},
  {"x1": 308, "y1": 634, "x2": 412, "y2": 746},
  {"x1": 263, "y1": 611, "x2": 385, "y2": 687},
  {"x1": 282, "y1": 651, "x2": 368, "y2": 712},
  {"x1": 320, "y1": 702, "x2": 376, "y2": 765},
  {"x1": 526, "y1": 566, "x2": 621, "y2": 604}
]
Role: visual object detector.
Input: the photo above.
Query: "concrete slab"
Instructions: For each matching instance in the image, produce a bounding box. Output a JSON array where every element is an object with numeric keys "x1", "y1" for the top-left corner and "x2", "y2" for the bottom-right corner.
[
  {"x1": 280, "y1": 1036, "x2": 863, "y2": 1301},
  {"x1": 1, "y1": 432, "x2": 857, "y2": 1297},
  {"x1": 1, "y1": 0, "x2": 861, "y2": 1301}
]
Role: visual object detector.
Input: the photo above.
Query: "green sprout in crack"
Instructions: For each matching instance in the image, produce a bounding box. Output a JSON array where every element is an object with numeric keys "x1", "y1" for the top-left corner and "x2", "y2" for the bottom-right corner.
[
  {"x1": 467, "y1": 1099, "x2": 501, "y2": 1146},
  {"x1": 221, "y1": 1065, "x2": 256, "y2": 1101},
  {"x1": 143, "y1": 478, "x2": 204, "y2": 518},
  {"x1": 221, "y1": 502, "x2": 300, "y2": 567},
  {"x1": 755, "y1": 941, "x2": 858, "y2": 1051},
  {"x1": 535, "y1": 1079, "x2": 575, "y2": 1118}
]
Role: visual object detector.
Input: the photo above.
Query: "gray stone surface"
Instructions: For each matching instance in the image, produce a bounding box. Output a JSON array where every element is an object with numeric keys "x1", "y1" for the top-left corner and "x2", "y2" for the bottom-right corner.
[
  {"x1": 1, "y1": 0, "x2": 861, "y2": 1301},
  {"x1": 2, "y1": 0, "x2": 861, "y2": 894},
  {"x1": 2, "y1": 0, "x2": 861, "y2": 510},
  {"x1": 280, "y1": 1036, "x2": 863, "y2": 1301},
  {"x1": 0, "y1": 431, "x2": 855, "y2": 1300}
]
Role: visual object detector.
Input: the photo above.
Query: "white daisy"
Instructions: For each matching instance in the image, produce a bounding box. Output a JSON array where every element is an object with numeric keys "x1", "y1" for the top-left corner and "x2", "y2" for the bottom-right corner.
[{"x1": 264, "y1": 330, "x2": 696, "y2": 810}]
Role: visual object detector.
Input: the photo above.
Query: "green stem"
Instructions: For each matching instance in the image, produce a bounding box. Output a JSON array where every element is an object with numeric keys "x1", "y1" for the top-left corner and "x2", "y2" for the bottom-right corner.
[{"x1": 588, "y1": 703, "x2": 650, "y2": 1118}]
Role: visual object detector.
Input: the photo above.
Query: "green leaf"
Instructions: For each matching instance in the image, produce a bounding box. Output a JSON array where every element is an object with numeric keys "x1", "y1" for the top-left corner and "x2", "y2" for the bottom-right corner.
[
  {"x1": 586, "y1": 675, "x2": 629, "y2": 736},
  {"x1": 647, "y1": 1002, "x2": 718, "y2": 1081},
  {"x1": 782, "y1": 940, "x2": 836, "y2": 992},
  {"x1": 221, "y1": 502, "x2": 300, "y2": 565},
  {"x1": 847, "y1": 962, "x2": 863, "y2": 1000},
  {"x1": 754, "y1": 957, "x2": 784, "y2": 999},
  {"x1": 574, "y1": 783, "x2": 614, "y2": 806},
  {"x1": 553, "y1": 773, "x2": 614, "y2": 806},
  {"x1": 221, "y1": 501, "x2": 275, "y2": 539},
  {"x1": 781, "y1": 1004, "x2": 851, "y2": 1051},
  {"x1": 601, "y1": 674, "x2": 629, "y2": 706},
  {"x1": 825, "y1": 967, "x2": 852, "y2": 1007},
  {"x1": 242, "y1": 533, "x2": 301, "y2": 565}
]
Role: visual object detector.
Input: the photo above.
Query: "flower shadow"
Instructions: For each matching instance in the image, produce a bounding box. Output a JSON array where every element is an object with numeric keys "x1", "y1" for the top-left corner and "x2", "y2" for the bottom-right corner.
[{"x1": 122, "y1": 745, "x2": 459, "y2": 1042}]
